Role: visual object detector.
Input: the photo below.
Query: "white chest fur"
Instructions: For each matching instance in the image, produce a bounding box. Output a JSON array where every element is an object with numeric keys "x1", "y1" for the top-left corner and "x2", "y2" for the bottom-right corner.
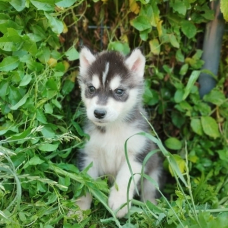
[{"x1": 84, "y1": 122, "x2": 147, "y2": 177}]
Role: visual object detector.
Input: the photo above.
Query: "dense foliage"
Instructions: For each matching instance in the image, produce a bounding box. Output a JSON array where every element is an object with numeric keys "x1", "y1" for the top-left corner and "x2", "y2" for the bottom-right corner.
[{"x1": 0, "y1": 0, "x2": 228, "y2": 227}]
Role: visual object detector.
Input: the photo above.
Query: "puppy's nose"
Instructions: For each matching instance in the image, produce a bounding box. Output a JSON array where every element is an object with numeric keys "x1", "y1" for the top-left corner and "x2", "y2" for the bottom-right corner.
[{"x1": 94, "y1": 109, "x2": 106, "y2": 119}]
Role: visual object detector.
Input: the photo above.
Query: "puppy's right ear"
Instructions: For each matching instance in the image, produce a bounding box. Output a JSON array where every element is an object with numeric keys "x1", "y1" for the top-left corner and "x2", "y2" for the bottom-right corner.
[
  {"x1": 79, "y1": 47, "x2": 96, "y2": 75},
  {"x1": 125, "y1": 49, "x2": 145, "y2": 78}
]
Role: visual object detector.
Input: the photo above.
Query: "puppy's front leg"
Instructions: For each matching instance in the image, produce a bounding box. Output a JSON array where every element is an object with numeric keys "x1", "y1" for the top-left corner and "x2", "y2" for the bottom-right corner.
[
  {"x1": 108, "y1": 159, "x2": 142, "y2": 218},
  {"x1": 76, "y1": 158, "x2": 99, "y2": 211},
  {"x1": 76, "y1": 192, "x2": 92, "y2": 210}
]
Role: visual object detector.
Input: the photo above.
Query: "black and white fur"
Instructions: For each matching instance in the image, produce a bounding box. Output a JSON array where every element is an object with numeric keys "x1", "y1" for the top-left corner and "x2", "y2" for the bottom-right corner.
[{"x1": 77, "y1": 47, "x2": 161, "y2": 218}]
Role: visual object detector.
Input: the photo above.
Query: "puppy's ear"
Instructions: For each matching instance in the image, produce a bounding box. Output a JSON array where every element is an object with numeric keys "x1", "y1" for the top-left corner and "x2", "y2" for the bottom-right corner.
[
  {"x1": 79, "y1": 47, "x2": 96, "y2": 75},
  {"x1": 125, "y1": 49, "x2": 145, "y2": 78}
]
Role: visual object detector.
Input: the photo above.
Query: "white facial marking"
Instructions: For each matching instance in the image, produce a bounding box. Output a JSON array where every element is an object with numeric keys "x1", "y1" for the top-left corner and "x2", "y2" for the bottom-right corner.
[
  {"x1": 102, "y1": 62, "x2": 110, "y2": 86},
  {"x1": 109, "y1": 76, "x2": 121, "y2": 91},
  {"x1": 92, "y1": 74, "x2": 100, "y2": 89}
]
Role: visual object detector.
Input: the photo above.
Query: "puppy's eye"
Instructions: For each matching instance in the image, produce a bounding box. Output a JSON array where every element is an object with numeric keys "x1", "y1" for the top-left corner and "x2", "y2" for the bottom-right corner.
[
  {"x1": 88, "y1": 86, "x2": 96, "y2": 94},
  {"x1": 114, "y1": 88, "x2": 124, "y2": 96}
]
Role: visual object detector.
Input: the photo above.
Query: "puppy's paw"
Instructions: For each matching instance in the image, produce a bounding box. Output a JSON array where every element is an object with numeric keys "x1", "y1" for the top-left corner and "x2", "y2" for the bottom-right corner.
[
  {"x1": 76, "y1": 193, "x2": 92, "y2": 210},
  {"x1": 108, "y1": 187, "x2": 130, "y2": 218}
]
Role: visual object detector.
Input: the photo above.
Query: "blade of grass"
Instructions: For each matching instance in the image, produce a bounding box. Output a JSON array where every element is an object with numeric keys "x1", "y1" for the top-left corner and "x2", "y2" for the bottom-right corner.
[{"x1": 0, "y1": 146, "x2": 22, "y2": 212}]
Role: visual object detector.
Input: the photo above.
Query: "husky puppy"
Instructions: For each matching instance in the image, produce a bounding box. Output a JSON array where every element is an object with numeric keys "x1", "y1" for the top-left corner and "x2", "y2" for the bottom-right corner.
[{"x1": 77, "y1": 47, "x2": 161, "y2": 218}]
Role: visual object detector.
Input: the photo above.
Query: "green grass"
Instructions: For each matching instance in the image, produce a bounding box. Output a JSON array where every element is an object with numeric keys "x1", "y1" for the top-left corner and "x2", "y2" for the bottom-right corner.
[{"x1": 1, "y1": 121, "x2": 228, "y2": 227}]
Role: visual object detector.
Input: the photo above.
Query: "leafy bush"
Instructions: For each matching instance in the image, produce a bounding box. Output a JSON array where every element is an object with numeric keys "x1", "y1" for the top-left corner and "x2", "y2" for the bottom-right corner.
[{"x1": 0, "y1": 0, "x2": 228, "y2": 227}]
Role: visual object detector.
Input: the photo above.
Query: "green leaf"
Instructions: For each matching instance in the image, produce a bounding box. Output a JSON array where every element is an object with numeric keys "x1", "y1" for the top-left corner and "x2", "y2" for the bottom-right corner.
[
  {"x1": 10, "y1": 93, "x2": 29, "y2": 110},
  {"x1": 146, "y1": 3, "x2": 160, "y2": 27},
  {"x1": 143, "y1": 87, "x2": 159, "y2": 105},
  {"x1": 191, "y1": 118, "x2": 203, "y2": 136},
  {"x1": 137, "y1": 0, "x2": 149, "y2": 3},
  {"x1": 41, "y1": 125, "x2": 55, "y2": 138},
  {"x1": 26, "y1": 59, "x2": 44, "y2": 72},
  {"x1": 44, "y1": 12, "x2": 63, "y2": 34},
  {"x1": 196, "y1": 102, "x2": 211, "y2": 116},
  {"x1": 176, "y1": 49, "x2": 184, "y2": 62},
  {"x1": 165, "y1": 137, "x2": 182, "y2": 150},
  {"x1": 179, "y1": 63, "x2": 189, "y2": 76},
  {"x1": 0, "y1": 13, "x2": 10, "y2": 21},
  {"x1": 0, "y1": 2, "x2": 11, "y2": 11},
  {"x1": 169, "y1": 34, "x2": 179, "y2": 48},
  {"x1": 24, "y1": 156, "x2": 44, "y2": 168},
  {"x1": 36, "y1": 109, "x2": 47, "y2": 124},
  {"x1": 52, "y1": 99, "x2": 62, "y2": 109},
  {"x1": 218, "y1": 149, "x2": 228, "y2": 162},
  {"x1": 8, "y1": 86, "x2": 22, "y2": 104},
  {"x1": 171, "y1": 1, "x2": 187, "y2": 15},
  {"x1": 31, "y1": 25, "x2": 47, "y2": 41},
  {"x1": 22, "y1": 35, "x2": 38, "y2": 56},
  {"x1": 46, "y1": 78, "x2": 58, "y2": 90},
  {"x1": 31, "y1": 0, "x2": 54, "y2": 11},
  {"x1": 0, "y1": 19, "x2": 23, "y2": 34},
  {"x1": 181, "y1": 20, "x2": 197, "y2": 39},
  {"x1": 174, "y1": 89, "x2": 184, "y2": 103},
  {"x1": 44, "y1": 103, "x2": 53, "y2": 114},
  {"x1": 139, "y1": 28, "x2": 151, "y2": 41},
  {"x1": 122, "y1": 224, "x2": 137, "y2": 228},
  {"x1": 149, "y1": 38, "x2": 160, "y2": 55},
  {"x1": 201, "y1": 116, "x2": 220, "y2": 138},
  {"x1": 193, "y1": 49, "x2": 203, "y2": 60},
  {"x1": 9, "y1": 0, "x2": 26, "y2": 11},
  {"x1": 182, "y1": 70, "x2": 200, "y2": 100},
  {"x1": 37, "y1": 47, "x2": 51, "y2": 63},
  {"x1": 0, "y1": 56, "x2": 19, "y2": 71},
  {"x1": 62, "y1": 80, "x2": 75, "y2": 95},
  {"x1": 56, "y1": 0, "x2": 78, "y2": 7},
  {"x1": 130, "y1": 15, "x2": 151, "y2": 31},
  {"x1": 171, "y1": 111, "x2": 185, "y2": 128},
  {"x1": 39, "y1": 143, "x2": 59, "y2": 152},
  {"x1": 202, "y1": 8, "x2": 214, "y2": 21},
  {"x1": 168, "y1": 154, "x2": 186, "y2": 175},
  {"x1": 0, "y1": 29, "x2": 23, "y2": 52},
  {"x1": 221, "y1": 0, "x2": 228, "y2": 22},
  {"x1": 65, "y1": 47, "x2": 79, "y2": 61},
  {"x1": 19, "y1": 212, "x2": 26, "y2": 222},
  {"x1": 185, "y1": 58, "x2": 204, "y2": 70},
  {"x1": 11, "y1": 127, "x2": 32, "y2": 140},
  {"x1": 203, "y1": 89, "x2": 226, "y2": 106},
  {"x1": 19, "y1": 74, "x2": 32, "y2": 87},
  {"x1": 37, "y1": 182, "x2": 47, "y2": 192},
  {"x1": 71, "y1": 121, "x2": 85, "y2": 137},
  {"x1": 179, "y1": 100, "x2": 192, "y2": 111},
  {"x1": 58, "y1": 176, "x2": 70, "y2": 190},
  {"x1": 108, "y1": 41, "x2": 130, "y2": 55},
  {"x1": 0, "y1": 80, "x2": 9, "y2": 98}
]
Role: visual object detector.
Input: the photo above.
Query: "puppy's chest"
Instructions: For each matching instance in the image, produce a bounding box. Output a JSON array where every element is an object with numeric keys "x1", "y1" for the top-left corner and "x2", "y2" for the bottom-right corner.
[{"x1": 84, "y1": 124, "x2": 146, "y2": 175}]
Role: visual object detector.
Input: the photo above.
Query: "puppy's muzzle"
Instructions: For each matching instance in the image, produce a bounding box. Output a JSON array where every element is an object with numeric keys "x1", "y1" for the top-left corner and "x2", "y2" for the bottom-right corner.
[{"x1": 94, "y1": 109, "x2": 107, "y2": 119}]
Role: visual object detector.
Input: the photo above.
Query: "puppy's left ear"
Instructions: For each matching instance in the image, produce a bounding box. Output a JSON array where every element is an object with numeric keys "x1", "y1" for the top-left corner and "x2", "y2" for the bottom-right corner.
[{"x1": 125, "y1": 49, "x2": 145, "y2": 78}]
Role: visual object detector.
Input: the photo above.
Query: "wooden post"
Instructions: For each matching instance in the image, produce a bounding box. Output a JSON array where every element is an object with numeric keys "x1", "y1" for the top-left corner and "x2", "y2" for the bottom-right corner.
[{"x1": 199, "y1": 0, "x2": 225, "y2": 98}]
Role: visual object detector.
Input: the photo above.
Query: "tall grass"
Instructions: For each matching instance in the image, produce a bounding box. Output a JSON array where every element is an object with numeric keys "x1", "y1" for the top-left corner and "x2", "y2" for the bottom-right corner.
[{"x1": 1, "y1": 123, "x2": 228, "y2": 227}]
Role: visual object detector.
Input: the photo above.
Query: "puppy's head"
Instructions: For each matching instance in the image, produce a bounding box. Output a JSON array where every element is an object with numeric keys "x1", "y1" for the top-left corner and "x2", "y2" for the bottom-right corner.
[{"x1": 78, "y1": 47, "x2": 145, "y2": 126}]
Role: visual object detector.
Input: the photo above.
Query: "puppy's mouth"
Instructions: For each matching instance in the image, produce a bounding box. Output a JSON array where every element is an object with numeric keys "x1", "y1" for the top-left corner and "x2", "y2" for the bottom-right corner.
[{"x1": 92, "y1": 120, "x2": 109, "y2": 126}]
